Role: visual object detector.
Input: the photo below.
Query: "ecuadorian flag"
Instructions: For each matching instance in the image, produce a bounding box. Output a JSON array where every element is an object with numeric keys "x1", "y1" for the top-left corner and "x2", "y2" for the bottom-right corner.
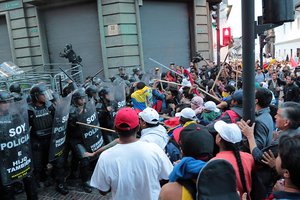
[{"x1": 131, "y1": 86, "x2": 153, "y2": 111}]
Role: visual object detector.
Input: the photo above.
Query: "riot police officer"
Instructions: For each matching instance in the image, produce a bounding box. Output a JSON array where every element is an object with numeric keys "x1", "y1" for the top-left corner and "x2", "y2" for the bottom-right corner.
[
  {"x1": 67, "y1": 88, "x2": 94, "y2": 193},
  {"x1": 9, "y1": 82, "x2": 21, "y2": 94},
  {"x1": 92, "y1": 77, "x2": 102, "y2": 87},
  {"x1": 59, "y1": 44, "x2": 82, "y2": 64},
  {"x1": 9, "y1": 82, "x2": 25, "y2": 102},
  {"x1": 28, "y1": 84, "x2": 68, "y2": 195},
  {"x1": 85, "y1": 85, "x2": 98, "y2": 102},
  {"x1": 0, "y1": 90, "x2": 37, "y2": 200},
  {"x1": 97, "y1": 88, "x2": 117, "y2": 144},
  {"x1": 116, "y1": 66, "x2": 129, "y2": 80},
  {"x1": 129, "y1": 67, "x2": 142, "y2": 83}
]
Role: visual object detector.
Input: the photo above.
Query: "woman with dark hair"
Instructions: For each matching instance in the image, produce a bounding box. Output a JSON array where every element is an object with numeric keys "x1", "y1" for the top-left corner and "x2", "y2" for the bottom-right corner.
[{"x1": 214, "y1": 120, "x2": 254, "y2": 199}]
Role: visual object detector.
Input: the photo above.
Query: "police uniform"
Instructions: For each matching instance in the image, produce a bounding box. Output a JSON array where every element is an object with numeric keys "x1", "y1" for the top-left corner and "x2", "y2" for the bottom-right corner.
[
  {"x1": 96, "y1": 92, "x2": 117, "y2": 144},
  {"x1": 28, "y1": 84, "x2": 68, "y2": 195},
  {"x1": 0, "y1": 90, "x2": 37, "y2": 200},
  {"x1": 66, "y1": 88, "x2": 95, "y2": 193}
]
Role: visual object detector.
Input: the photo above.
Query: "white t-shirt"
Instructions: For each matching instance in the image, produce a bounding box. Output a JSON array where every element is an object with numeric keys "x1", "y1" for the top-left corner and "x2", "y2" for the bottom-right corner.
[
  {"x1": 140, "y1": 125, "x2": 169, "y2": 149},
  {"x1": 90, "y1": 140, "x2": 173, "y2": 200}
]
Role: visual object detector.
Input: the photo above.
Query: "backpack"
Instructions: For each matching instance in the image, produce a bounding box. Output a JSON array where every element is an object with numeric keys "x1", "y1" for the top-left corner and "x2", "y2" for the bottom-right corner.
[
  {"x1": 165, "y1": 137, "x2": 181, "y2": 164},
  {"x1": 222, "y1": 110, "x2": 241, "y2": 123}
]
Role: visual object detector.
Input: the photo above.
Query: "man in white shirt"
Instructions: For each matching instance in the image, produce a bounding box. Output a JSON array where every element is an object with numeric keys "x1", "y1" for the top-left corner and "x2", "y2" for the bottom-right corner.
[
  {"x1": 90, "y1": 107, "x2": 173, "y2": 200},
  {"x1": 139, "y1": 107, "x2": 169, "y2": 149}
]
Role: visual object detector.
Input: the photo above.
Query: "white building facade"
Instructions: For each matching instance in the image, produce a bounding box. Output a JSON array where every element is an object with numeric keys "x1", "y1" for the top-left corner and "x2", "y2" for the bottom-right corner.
[{"x1": 275, "y1": 0, "x2": 300, "y2": 62}]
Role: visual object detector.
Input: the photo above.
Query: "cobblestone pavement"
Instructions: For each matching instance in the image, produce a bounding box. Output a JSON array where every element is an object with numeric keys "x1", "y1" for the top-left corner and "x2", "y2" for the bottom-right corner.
[{"x1": 16, "y1": 179, "x2": 112, "y2": 200}]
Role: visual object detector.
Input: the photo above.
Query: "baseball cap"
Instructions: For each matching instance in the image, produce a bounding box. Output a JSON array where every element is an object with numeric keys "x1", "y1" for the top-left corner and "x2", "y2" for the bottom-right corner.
[
  {"x1": 175, "y1": 108, "x2": 197, "y2": 121},
  {"x1": 138, "y1": 107, "x2": 159, "y2": 124},
  {"x1": 204, "y1": 101, "x2": 220, "y2": 113},
  {"x1": 191, "y1": 96, "x2": 204, "y2": 107},
  {"x1": 197, "y1": 159, "x2": 240, "y2": 200},
  {"x1": 231, "y1": 90, "x2": 243, "y2": 105},
  {"x1": 115, "y1": 107, "x2": 139, "y2": 131},
  {"x1": 214, "y1": 120, "x2": 242, "y2": 144},
  {"x1": 179, "y1": 124, "x2": 214, "y2": 158}
]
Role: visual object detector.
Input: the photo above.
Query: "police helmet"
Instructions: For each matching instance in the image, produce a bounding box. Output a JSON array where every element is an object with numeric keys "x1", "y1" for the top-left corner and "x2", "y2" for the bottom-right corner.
[
  {"x1": 66, "y1": 43, "x2": 72, "y2": 50},
  {"x1": 0, "y1": 90, "x2": 13, "y2": 103},
  {"x1": 30, "y1": 84, "x2": 47, "y2": 101},
  {"x1": 72, "y1": 88, "x2": 86, "y2": 100},
  {"x1": 9, "y1": 82, "x2": 21, "y2": 93},
  {"x1": 128, "y1": 77, "x2": 136, "y2": 83},
  {"x1": 99, "y1": 88, "x2": 109, "y2": 97},
  {"x1": 109, "y1": 76, "x2": 116, "y2": 82},
  {"x1": 92, "y1": 77, "x2": 102, "y2": 85},
  {"x1": 85, "y1": 85, "x2": 97, "y2": 97},
  {"x1": 11, "y1": 92, "x2": 22, "y2": 102},
  {"x1": 132, "y1": 67, "x2": 140, "y2": 74}
]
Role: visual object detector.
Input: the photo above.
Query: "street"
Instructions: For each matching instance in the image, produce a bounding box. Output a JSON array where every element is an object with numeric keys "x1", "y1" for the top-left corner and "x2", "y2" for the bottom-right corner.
[{"x1": 16, "y1": 179, "x2": 111, "y2": 200}]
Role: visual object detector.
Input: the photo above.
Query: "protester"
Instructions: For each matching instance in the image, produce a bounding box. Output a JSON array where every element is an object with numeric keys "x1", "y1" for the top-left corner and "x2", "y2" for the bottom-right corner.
[
  {"x1": 238, "y1": 102, "x2": 300, "y2": 197},
  {"x1": 265, "y1": 134, "x2": 300, "y2": 199},
  {"x1": 199, "y1": 101, "x2": 221, "y2": 125},
  {"x1": 283, "y1": 76, "x2": 300, "y2": 102},
  {"x1": 253, "y1": 87, "x2": 274, "y2": 150},
  {"x1": 139, "y1": 107, "x2": 169, "y2": 149},
  {"x1": 218, "y1": 89, "x2": 244, "y2": 123},
  {"x1": 171, "y1": 108, "x2": 197, "y2": 143},
  {"x1": 152, "y1": 81, "x2": 167, "y2": 113},
  {"x1": 131, "y1": 82, "x2": 153, "y2": 112},
  {"x1": 190, "y1": 96, "x2": 204, "y2": 117},
  {"x1": 159, "y1": 124, "x2": 214, "y2": 200},
  {"x1": 268, "y1": 72, "x2": 285, "y2": 106},
  {"x1": 255, "y1": 66, "x2": 265, "y2": 84},
  {"x1": 214, "y1": 120, "x2": 254, "y2": 198},
  {"x1": 90, "y1": 107, "x2": 173, "y2": 200}
]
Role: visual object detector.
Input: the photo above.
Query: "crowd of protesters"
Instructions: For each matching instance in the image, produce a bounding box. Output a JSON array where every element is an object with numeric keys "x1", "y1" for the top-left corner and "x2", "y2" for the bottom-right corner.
[{"x1": 1, "y1": 58, "x2": 300, "y2": 200}]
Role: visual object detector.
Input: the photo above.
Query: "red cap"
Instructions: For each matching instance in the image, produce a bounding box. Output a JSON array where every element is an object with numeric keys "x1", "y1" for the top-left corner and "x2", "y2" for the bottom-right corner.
[{"x1": 115, "y1": 107, "x2": 139, "y2": 131}]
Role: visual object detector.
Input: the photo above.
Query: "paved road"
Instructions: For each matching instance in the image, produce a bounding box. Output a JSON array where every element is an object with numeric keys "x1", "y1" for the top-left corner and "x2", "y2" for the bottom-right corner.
[{"x1": 16, "y1": 179, "x2": 112, "y2": 200}]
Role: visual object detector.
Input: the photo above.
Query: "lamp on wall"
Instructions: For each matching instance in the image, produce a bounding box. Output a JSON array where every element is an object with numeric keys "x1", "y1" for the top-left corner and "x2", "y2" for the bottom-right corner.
[{"x1": 138, "y1": 0, "x2": 143, "y2": 6}]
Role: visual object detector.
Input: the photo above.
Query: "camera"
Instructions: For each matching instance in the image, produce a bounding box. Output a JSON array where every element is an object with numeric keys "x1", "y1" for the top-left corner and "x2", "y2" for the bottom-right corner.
[{"x1": 192, "y1": 52, "x2": 204, "y2": 63}]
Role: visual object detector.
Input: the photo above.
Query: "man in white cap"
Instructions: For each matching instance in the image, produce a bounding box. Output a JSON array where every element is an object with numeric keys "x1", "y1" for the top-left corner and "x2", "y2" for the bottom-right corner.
[
  {"x1": 139, "y1": 107, "x2": 169, "y2": 149},
  {"x1": 171, "y1": 108, "x2": 197, "y2": 143}
]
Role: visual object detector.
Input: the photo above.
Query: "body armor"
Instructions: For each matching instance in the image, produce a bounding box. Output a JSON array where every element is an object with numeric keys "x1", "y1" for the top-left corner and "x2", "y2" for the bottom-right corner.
[{"x1": 28, "y1": 104, "x2": 53, "y2": 137}]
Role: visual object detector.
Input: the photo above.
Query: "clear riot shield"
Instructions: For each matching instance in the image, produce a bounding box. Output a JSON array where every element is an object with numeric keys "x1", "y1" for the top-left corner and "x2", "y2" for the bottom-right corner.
[
  {"x1": 78, "y1": 100, "x2": 104, "y2": 153},
  {"x1": 141, "y1": 71, "x2": 152, "y2": 86},
  {"x1": 48, "y1": 94, "x2": 72, "y2": 162},
  {"x1": 141, "y1": 69, "x2": 159, "y2": 86},
  {"x1": 0, "y1": 99, "x2": 33, "y2": 185},
  {"x1": 112, "y1": 82, "x2": 126, "y2": 110}
]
